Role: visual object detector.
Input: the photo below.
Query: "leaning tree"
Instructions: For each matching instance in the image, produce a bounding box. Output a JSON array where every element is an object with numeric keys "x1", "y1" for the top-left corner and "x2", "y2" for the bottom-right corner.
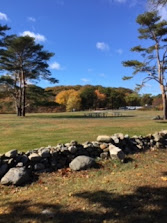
[
  {"x1": 123, "y1": 11, "x2": 167, "y2": 119},
  {"x1": 0, "y1": 35, "x2": 58, "y2": 116}
]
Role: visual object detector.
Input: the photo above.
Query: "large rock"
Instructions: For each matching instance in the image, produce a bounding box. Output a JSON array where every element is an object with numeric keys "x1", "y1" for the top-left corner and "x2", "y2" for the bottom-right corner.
[
  {"x1": 97, "y1": 135, "x2": 111, "y2": 143},
  {"x1": 5, "y1": 150, "x2": 18, "y2": 158},
  {"x1": 69, "y1": 155, "x2": 95, "y2": 171},
  {"x1": 109, "y1": 144, "x2": 125, "y2": 162},
  {"x1": 1, "y1": 167, "x2": 30, "y2": 186}
]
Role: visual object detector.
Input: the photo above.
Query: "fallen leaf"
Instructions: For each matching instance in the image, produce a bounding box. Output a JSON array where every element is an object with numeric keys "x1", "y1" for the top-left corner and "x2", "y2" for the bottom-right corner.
[{"x1": 161, "y1": 176, "x2": 167, "y2": 181}]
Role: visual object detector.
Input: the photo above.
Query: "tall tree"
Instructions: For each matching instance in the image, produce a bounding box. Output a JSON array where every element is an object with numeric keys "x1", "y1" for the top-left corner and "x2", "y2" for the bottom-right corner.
[
  {"x1": 123, "y1": 11, "x2": 167, "y2": 119},
  {"x1": 0, "y1": 35, "x2": 58, "y2": 116}
]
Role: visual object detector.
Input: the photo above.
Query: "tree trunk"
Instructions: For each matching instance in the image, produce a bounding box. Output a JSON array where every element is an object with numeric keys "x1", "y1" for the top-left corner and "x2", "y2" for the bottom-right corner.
[
  {"x1": 162, "y1": 91, "x2": 167, "y2": 120},
  {"x1": 21, "y1": 84, "x2": 26, "y2": 116},
  {"x1": 20, "y1": 70, "x2": 26, "y2": 117}
]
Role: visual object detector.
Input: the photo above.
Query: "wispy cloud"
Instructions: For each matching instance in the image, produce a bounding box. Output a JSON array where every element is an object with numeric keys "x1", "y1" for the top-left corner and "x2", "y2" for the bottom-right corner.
[
  {"x1": 28, "y1": 17, "x2": 36, "y2": 22},
  {"x1": 96, "y1": 42, "x2": 110, "y2": 51},
  {"x1": 50, "y1": 62, "x2": 62, "y2": 70},
  {"x1": 158, "y1": 5, "x2": 167, "y2": 21},
  {"x1": 116, "y1": 48, "x2": 123, "y2": 55},
  {"x1": 0, "y1": 12, "x2": 8, "y2": 21},
  {"x1": 81, "y1": 78, "x2": 90, "y2": 83},
  {"x1": 20, "y1": 31, "x2": 46, "y2": 42}
]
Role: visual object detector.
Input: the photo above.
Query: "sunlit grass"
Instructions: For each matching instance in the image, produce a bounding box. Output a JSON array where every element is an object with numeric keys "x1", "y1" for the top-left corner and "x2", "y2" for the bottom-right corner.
[{"x1": 0, "y1": 110, "x2": 166, "y2": 153}]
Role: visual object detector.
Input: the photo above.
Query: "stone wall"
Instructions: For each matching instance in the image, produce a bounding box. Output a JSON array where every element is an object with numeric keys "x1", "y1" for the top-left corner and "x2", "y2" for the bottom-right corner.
[{"x1": 0, "y1": 130, "x2": 167, "y2": 186}]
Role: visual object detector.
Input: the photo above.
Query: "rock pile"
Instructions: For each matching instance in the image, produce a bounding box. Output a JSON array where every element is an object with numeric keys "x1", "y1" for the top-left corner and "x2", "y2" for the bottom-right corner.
[{"x1": 0, "y1": 130, "x2": 167, "y2": 186}]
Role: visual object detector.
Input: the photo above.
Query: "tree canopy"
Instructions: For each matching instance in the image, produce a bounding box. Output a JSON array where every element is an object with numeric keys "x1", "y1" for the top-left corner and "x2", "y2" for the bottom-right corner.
[
  {"x1": 0, "y1": 35, "x2": 58, "y2": 116},
  {"x1": 123, "y1": 11, "x2": 167, "y2": 119}
]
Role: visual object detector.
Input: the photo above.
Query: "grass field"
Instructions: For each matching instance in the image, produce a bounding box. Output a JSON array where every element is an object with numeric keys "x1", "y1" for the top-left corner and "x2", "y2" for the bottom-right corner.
[
  {"x1": 0, "y1": 110, "x2": 167, "y2": 223},
  {"x1": 0, "y1": 110, "x2": 166, "y2": 153}
]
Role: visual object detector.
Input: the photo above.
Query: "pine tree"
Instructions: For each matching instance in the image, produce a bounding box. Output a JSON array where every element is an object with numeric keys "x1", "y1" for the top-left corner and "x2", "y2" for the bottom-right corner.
[
  {"x1": 123, "y1": 11, "x2": 167, "y2": 119},
  {"x1": 0, "y1": 35, "x2": 58, "y2": 116}
]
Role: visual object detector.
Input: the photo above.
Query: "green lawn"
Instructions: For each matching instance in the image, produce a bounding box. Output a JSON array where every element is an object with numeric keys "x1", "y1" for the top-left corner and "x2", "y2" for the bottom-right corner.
[{"x1": 0, "y1": 110, "x2": 166, "y2": 153}]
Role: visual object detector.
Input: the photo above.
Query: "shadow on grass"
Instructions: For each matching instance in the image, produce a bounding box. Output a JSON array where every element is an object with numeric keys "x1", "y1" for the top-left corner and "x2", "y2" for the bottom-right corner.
[
  {"x1": 28, "y1": 114, "x2": 135, "y2": 119},
  {"x1": 0, "y1": 186, "x2": 167, "y2": 223}
]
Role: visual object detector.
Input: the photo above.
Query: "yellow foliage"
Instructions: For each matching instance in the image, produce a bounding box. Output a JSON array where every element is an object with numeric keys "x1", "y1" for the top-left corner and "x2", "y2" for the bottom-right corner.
[{"x1": 55, "y1": 89, "x2": 81, "y2": 111}]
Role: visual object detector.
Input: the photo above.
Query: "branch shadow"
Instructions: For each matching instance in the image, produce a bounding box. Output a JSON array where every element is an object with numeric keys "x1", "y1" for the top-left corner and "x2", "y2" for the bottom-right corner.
[{"x1": 0, "y1": 185, "x2": 167, "y2": 223}]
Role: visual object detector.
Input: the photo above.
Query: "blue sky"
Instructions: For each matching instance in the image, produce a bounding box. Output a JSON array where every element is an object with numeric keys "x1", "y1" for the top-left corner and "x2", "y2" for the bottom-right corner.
[{"x1": 0, "y1": 0, "x2": 167, "y2": 95}]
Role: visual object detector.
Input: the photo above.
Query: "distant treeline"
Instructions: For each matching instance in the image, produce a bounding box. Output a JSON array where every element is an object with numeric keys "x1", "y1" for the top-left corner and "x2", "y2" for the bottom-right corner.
[{"x1": 0, "y1": 84, "x2": 162, "y2": 113}]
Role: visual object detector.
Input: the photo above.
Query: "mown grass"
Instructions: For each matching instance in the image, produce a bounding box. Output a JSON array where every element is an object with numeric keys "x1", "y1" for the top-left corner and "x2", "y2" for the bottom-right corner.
[
  {"x1": 0, "y1": 110, "x2": 166, "y2": 153},
  {"x1": 0, "y1": 110, "x2": 167, "y2": 223}
]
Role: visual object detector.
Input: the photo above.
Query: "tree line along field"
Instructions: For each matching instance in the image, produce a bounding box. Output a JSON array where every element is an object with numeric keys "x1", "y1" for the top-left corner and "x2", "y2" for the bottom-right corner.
[
  {"x1": 0, "y1": 110, "x2": 165, "y2": 154},
  {"x1": 0, "y1": 84, "x2": 162, "y2": 114}
]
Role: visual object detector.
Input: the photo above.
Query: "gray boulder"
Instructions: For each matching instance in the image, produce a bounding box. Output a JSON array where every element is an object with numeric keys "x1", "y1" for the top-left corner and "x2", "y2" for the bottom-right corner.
[
  {"x1": 69, "y1": 155, "x2": 95, "y2": 171},
  {"x1": 5, "y1": 150, "x2": 18, "y2": 158},
  {"x1": 97, "y1": 135, "x2": 111, "y2": 143},
  {"x1": 1, "y1": 167, "x2": 30, "y2": 186},
  {"x1": 109, "y1": 144, "x2": 125, "y2": 162}
]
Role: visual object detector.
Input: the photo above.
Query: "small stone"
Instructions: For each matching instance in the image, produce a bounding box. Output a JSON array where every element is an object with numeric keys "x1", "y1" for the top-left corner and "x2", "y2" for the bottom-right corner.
[
  {"x1": 109, "y1": 144, "x2": 125, "y2": 162},
  {"x1": 97, "y1": 135, "x2": 111, "y2": 143},
  {"x1": 100, "y1": 152, "x2": 109, "y2": 159},
  {"x1": 34, "y1": 163, "x2": 45, "y2": 171},
  {"x1": 16, "y1": 162, "x2": 24, "y2": 167},
  {"x1": 70, "y1": 140, "x2": 78, "y2": 146},
  {"x1": 111, "y1": 136, "x2": 119, "y2": 144},
  {"x1": 41, "y1": 209, "x2": 54, "y2": 218},
  {"x1": 5, "y1": 150, "x2": 18, "y2": 158},
  {"x1": 20, "y1": 155, "x2": 29, "y2": 165},
  {"x1": 39, "y1": 148, "x2": 50, "y2": 158},
  {"x1": 28, "y1": 153, "x2": 41, "y2": 162},
  {"x1": 68, "y1": 146, "x2": 77, "y2": 154},
  {"x1": 0, "y1": 164, "x2": 8, "y2": 179},
  {"x1": 100, "y1": 143, "x2": 108, "y2": 150}
]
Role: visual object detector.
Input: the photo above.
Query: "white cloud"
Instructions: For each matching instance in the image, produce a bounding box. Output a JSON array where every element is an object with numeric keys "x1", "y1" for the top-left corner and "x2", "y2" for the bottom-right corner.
[
  {"x1": 0, "y1": 12, "x2": 8, "y2": 21},
  {"x1": 116, "y1": 48, "x2": 123, "y2": 55},
  {"x1": 81, "y1": 78, "x2": 90, "y2": 83},
  {"x1": 50, "y1": 62, "x2": 62, "y2": 70},
  {"x1": 96, "y1": 42, "x2": 110, "y2": 51},
  {"x1": 158, "y1": 5, "x2": 167, "y2": 21},
  {"x1": 20, "y1": 31, "x2": 46, "y2": 42},
  {"x1": 28, "y1": 17, "x2": 36, "y2": 22}
]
